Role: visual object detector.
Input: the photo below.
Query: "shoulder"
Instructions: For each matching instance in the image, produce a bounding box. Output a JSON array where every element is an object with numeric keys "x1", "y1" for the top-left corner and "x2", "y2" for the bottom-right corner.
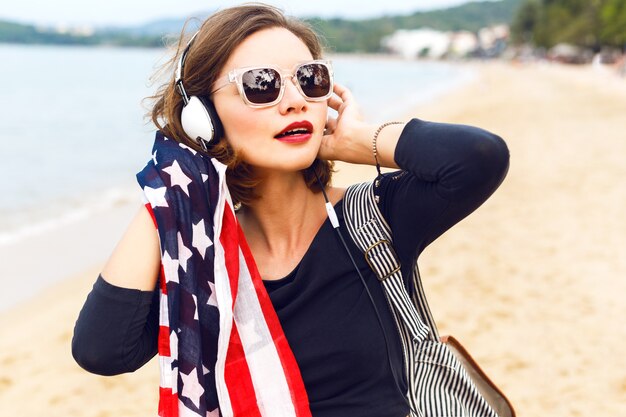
[
  {"x1": 136, "y1": 132, "x2": 221, "y2": 209},
  {"x1": 343, "y1": 170, "x2": 408, "y2": 205},
  {"x1": 152, "y1": 132, "x2": 209, "y2": 177},
  {"x1": 136, "y1": 131, "x2": 219, "y2": 192},
  {"x1": 328, "y1": 186, "x2": 347, "y2": 206}
]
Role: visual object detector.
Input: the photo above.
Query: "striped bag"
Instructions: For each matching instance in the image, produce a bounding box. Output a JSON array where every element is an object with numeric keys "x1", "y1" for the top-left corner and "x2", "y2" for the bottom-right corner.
[{"x1": 342, "y1": 181, "x2": 515, "y2": 417}]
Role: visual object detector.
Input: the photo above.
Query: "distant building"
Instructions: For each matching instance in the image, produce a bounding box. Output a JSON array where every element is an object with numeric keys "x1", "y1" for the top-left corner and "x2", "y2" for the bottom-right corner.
[
  {"x1": 449, "y1": 31, "x2": 478, "y2": 57},
  {"x1": 478, "y1": 24, "x2": 509, "y2": 50},
  {"x1": 48, "y1": 23, "x2": 95, "y2": 37},
  {"x1": 382, "y1": 24, "x2": 510, "y2": 60},
  {"x1": 381, "y1": 29, "x2": 450, "y2": 59}
]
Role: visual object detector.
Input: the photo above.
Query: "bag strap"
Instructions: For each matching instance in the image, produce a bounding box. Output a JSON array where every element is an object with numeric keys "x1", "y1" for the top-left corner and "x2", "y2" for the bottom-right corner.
[
  {"x1": 343, "y1": 181, "x2": 430, "y2": 343},
  {"x1": 344, "y1": 181, "x2": 515, "y2": 417},
  {"x1": 407, "y1": 257, "x2": 440, "y2": 342}
]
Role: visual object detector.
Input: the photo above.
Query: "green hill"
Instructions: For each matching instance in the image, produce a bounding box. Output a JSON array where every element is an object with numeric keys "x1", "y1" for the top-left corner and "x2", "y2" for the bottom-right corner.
[
  {"x1": 309, "y1": 0, "x2": 522, "y2": 52},
  {"x1": 0, "y1": 0, "x2": 523, "y2": 51}
]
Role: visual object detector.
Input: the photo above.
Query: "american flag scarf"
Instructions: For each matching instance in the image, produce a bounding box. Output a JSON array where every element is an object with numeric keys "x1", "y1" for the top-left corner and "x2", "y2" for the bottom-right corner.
[{"x1": 136, "y1": 131, "x2": 311, "y2": 417}]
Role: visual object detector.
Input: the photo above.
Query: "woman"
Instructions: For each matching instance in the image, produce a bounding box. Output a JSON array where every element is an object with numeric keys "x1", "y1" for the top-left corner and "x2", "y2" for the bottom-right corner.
[{"x1": 73, "y1": 3, "x2": 509, "y2": 417}]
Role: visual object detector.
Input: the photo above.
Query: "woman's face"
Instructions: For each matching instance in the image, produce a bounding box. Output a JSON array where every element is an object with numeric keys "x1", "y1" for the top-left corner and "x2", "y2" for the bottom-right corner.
[{"x1": 211, "y1": 27, "x2": 328, "y2": 174}]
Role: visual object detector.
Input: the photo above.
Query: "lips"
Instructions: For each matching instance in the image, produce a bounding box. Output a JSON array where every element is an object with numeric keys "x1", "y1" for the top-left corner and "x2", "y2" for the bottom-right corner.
[{"x1": 274, "y1": 121, "x2": 314, "y2": 143}]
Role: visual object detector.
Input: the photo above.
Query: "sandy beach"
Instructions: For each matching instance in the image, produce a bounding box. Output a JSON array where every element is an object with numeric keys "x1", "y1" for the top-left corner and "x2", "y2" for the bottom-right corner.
[{"x1": 1, "y1": 61, "x2": 625, "y2": 416}]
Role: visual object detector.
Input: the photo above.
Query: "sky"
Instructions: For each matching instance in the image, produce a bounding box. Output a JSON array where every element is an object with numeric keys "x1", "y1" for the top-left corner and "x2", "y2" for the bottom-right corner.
[{"x1": 1, "y1": 0, "x2": 479, "y2": 27}]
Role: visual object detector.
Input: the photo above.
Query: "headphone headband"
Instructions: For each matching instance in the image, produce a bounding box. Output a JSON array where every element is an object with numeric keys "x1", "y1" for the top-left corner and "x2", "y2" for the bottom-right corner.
[
  {"x1": 175, "y1": 31, "x2": 200, "y2": 104},
  {"x1": 175, "y1": 29, "x2": 223, "y2": 149},
  {"x1": 175, "y1": 31, "x2": 200, "y2": 84}
]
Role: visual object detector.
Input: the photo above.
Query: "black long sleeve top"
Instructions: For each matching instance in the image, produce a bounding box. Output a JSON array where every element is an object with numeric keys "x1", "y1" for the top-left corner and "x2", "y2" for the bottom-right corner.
[{"x1": 72, "y1": 118, "x2": 509, "y2": 417}]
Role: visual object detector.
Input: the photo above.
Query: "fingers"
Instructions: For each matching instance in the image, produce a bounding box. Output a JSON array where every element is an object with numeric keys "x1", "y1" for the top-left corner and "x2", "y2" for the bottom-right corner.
[
  {"x1": 327, "y1": 95, "x2": 343, "y2": 111},
  {"x1": 327, "y1": 82, "x2": 353, "y2": 111},
  {"x1": 325, "y1": 117, "x2": 337, "y2": 135},
  {"x1": 333, "y1": 82, "x2": 354, "y2": 102}
]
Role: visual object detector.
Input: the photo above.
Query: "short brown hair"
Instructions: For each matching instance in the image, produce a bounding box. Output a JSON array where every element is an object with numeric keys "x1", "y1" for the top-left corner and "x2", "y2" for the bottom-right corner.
[{"x1": 146, "y1": 3, "x2": 333, "y2": 206}]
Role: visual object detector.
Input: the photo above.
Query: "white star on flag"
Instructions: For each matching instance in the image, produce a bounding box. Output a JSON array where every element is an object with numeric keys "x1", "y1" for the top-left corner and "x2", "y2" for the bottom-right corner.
[
  {"x1": 192, "y1": 219, "x2": 213, "y2": 259},
  {"x1": 179, "y1": 142, "x2": 198, "y2": 155},
  {"x1": 207, "y1": 281, "x2": 217, "y2": 307},
  {"x1": 180, "y1": 406, "x2": 202, "y2": 417},
  {"x1": 152, "y1": 150, "x2": 158, "y2": 165},
  {"x1": 163, "y1": 160, "x2": 192, "y2": 196},
  {"x1": 161, "y1": 250, "x2": 180, "y2": 284},
  {"x1": 180, "y1": 368, "x2": 205, "y2": 409},
  {"x1": 201, "y1": 173, "x2": 208, "y2": 183},
  {"x1": 177, "y1": 399, "x2": 200, "y2": 417},
  {"x1": 143, "y1": 186, "x2": 168, "y2": 208},
  {"x1": 177, "y1": 232, "x2": 193, "y2": 272}
]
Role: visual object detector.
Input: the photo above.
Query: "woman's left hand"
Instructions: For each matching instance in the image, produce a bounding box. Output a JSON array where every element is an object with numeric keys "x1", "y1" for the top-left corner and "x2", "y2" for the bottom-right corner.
[{"x1": 318, "y1": 83, "x2": 371, "y2": 164}]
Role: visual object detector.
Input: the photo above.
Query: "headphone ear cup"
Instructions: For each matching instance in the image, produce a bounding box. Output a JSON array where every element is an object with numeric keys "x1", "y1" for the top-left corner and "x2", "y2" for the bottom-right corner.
[
  {"x1": 197, "y1": 96, "x2": 224, "y2": 141},
  {"x1": 180, "y1": 96, "x2": 222, "y2": 146}
]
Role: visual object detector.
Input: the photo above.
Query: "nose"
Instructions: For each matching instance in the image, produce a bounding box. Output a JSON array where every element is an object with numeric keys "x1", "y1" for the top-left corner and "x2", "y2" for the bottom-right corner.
[{"x1": 278, "y1": 74, "x2": 307, "y2": 113}]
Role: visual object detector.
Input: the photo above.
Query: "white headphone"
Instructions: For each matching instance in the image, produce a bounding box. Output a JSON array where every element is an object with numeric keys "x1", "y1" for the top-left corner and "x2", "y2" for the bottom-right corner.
[{"x1": 175, "y1": 31, "x2": 224, "y2": 151}]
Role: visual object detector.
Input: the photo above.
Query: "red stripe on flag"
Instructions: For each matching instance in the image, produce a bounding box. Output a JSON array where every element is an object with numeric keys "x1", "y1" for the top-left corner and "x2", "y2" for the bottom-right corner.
[
  {"x1": 219, "y1": 203, "x2": 240, "y2": 306},
  {"x1": 158, "y1": 325, "x2": 171, "y2": 356},
  {"x1": 158, "y1": 387, "x2": 179, "y2": 417},
  {"x1": 144, "y1": 202, "x2": 158, "y2": 228},
  {"x1": 225, "y1": 323, "x2": 263, "y2": 417},
  {"x1": 238, "y1": 225, "x2": 312, "y2": 417},
  {"x1": 219, "y1": 202, "x2": 262, "y2": 417},
  {"x1": 160, "y1": 265, "x2": 167, "y2": 295}
]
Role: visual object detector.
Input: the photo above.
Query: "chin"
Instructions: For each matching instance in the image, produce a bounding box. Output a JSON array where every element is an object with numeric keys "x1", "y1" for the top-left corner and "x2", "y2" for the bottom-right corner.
[
  {"x1": 280, "y1": 157, "x2": 319, "y2": 172},
  {"x1": 244, "y1": 147, "x2": 320, "y2": 173}
]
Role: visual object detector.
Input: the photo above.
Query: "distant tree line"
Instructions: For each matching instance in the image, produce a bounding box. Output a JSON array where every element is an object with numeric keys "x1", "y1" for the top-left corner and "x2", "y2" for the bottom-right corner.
[
  {"x1": 0, "y1": 21, "x2": 163, "y2": 47},
  {"x1": 1, "y1": 0, "x2": 522, "y2": 51},
  {"x1": 511, "y1": 0, "x2": 626, "y2": 50}
]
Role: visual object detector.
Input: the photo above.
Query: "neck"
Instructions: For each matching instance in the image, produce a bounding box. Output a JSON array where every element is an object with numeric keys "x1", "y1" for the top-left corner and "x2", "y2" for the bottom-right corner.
[{"x1": 237, "y1": 170, "x2": 324, "y2": 257}]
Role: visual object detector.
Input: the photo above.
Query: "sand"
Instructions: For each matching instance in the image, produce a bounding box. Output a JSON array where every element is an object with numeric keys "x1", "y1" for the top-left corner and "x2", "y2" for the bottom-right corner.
[{"x1": 1, "y1": 61, "x2": 625, "y2": 416}]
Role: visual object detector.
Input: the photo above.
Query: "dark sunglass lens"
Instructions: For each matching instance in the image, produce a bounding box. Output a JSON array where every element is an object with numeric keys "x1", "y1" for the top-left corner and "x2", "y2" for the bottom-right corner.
[
  {"x1": 297, "y1": 64, "x2": 331, "y2": 98},
  {"x1": 241, "y1": 68, "x2": 281, "y2": 104}
]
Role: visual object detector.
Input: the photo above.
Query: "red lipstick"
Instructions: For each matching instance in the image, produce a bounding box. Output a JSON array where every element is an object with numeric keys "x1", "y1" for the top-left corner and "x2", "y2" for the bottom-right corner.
[{"x1": 274, "y1": 121, "x2": 314, "y2": 143}]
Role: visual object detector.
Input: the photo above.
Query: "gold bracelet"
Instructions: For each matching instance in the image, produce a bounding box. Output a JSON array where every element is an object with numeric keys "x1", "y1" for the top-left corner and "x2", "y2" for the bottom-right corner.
[{"x1": 372, "y1": 121, "x2": 404, "y2": 176}]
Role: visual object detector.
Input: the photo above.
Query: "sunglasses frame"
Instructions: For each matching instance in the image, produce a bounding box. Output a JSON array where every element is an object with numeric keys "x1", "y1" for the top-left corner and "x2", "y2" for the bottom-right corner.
[{"x1": 211, "y1": 60, "x2": 334, "y2": 108}]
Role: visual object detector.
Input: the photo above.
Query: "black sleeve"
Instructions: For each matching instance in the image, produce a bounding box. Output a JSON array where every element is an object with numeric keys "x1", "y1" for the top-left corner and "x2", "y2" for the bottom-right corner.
[
  {"x1": 375, "y1": 118, "x2": 510, "y2": 264},
  {"x1": 72, "y1": 275, "x2": 160, "y2": 376}
]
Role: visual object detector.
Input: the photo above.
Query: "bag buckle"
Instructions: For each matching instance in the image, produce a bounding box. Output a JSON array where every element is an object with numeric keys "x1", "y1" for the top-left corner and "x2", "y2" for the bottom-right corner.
[{"x1": 364, "y1": 239, "x2": 401, "y2": 282}]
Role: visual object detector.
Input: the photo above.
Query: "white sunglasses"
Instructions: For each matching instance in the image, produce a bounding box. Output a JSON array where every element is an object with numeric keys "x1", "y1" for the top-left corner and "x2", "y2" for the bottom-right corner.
[{"x1": 211, "y1": 60, "x2": 334, "y2": 108}]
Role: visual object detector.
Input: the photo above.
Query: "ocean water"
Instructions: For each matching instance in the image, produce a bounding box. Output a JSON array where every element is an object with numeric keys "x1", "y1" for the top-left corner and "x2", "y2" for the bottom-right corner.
[{"x1": 0, "y1": 44, "x2": 474, "y2": 245}]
